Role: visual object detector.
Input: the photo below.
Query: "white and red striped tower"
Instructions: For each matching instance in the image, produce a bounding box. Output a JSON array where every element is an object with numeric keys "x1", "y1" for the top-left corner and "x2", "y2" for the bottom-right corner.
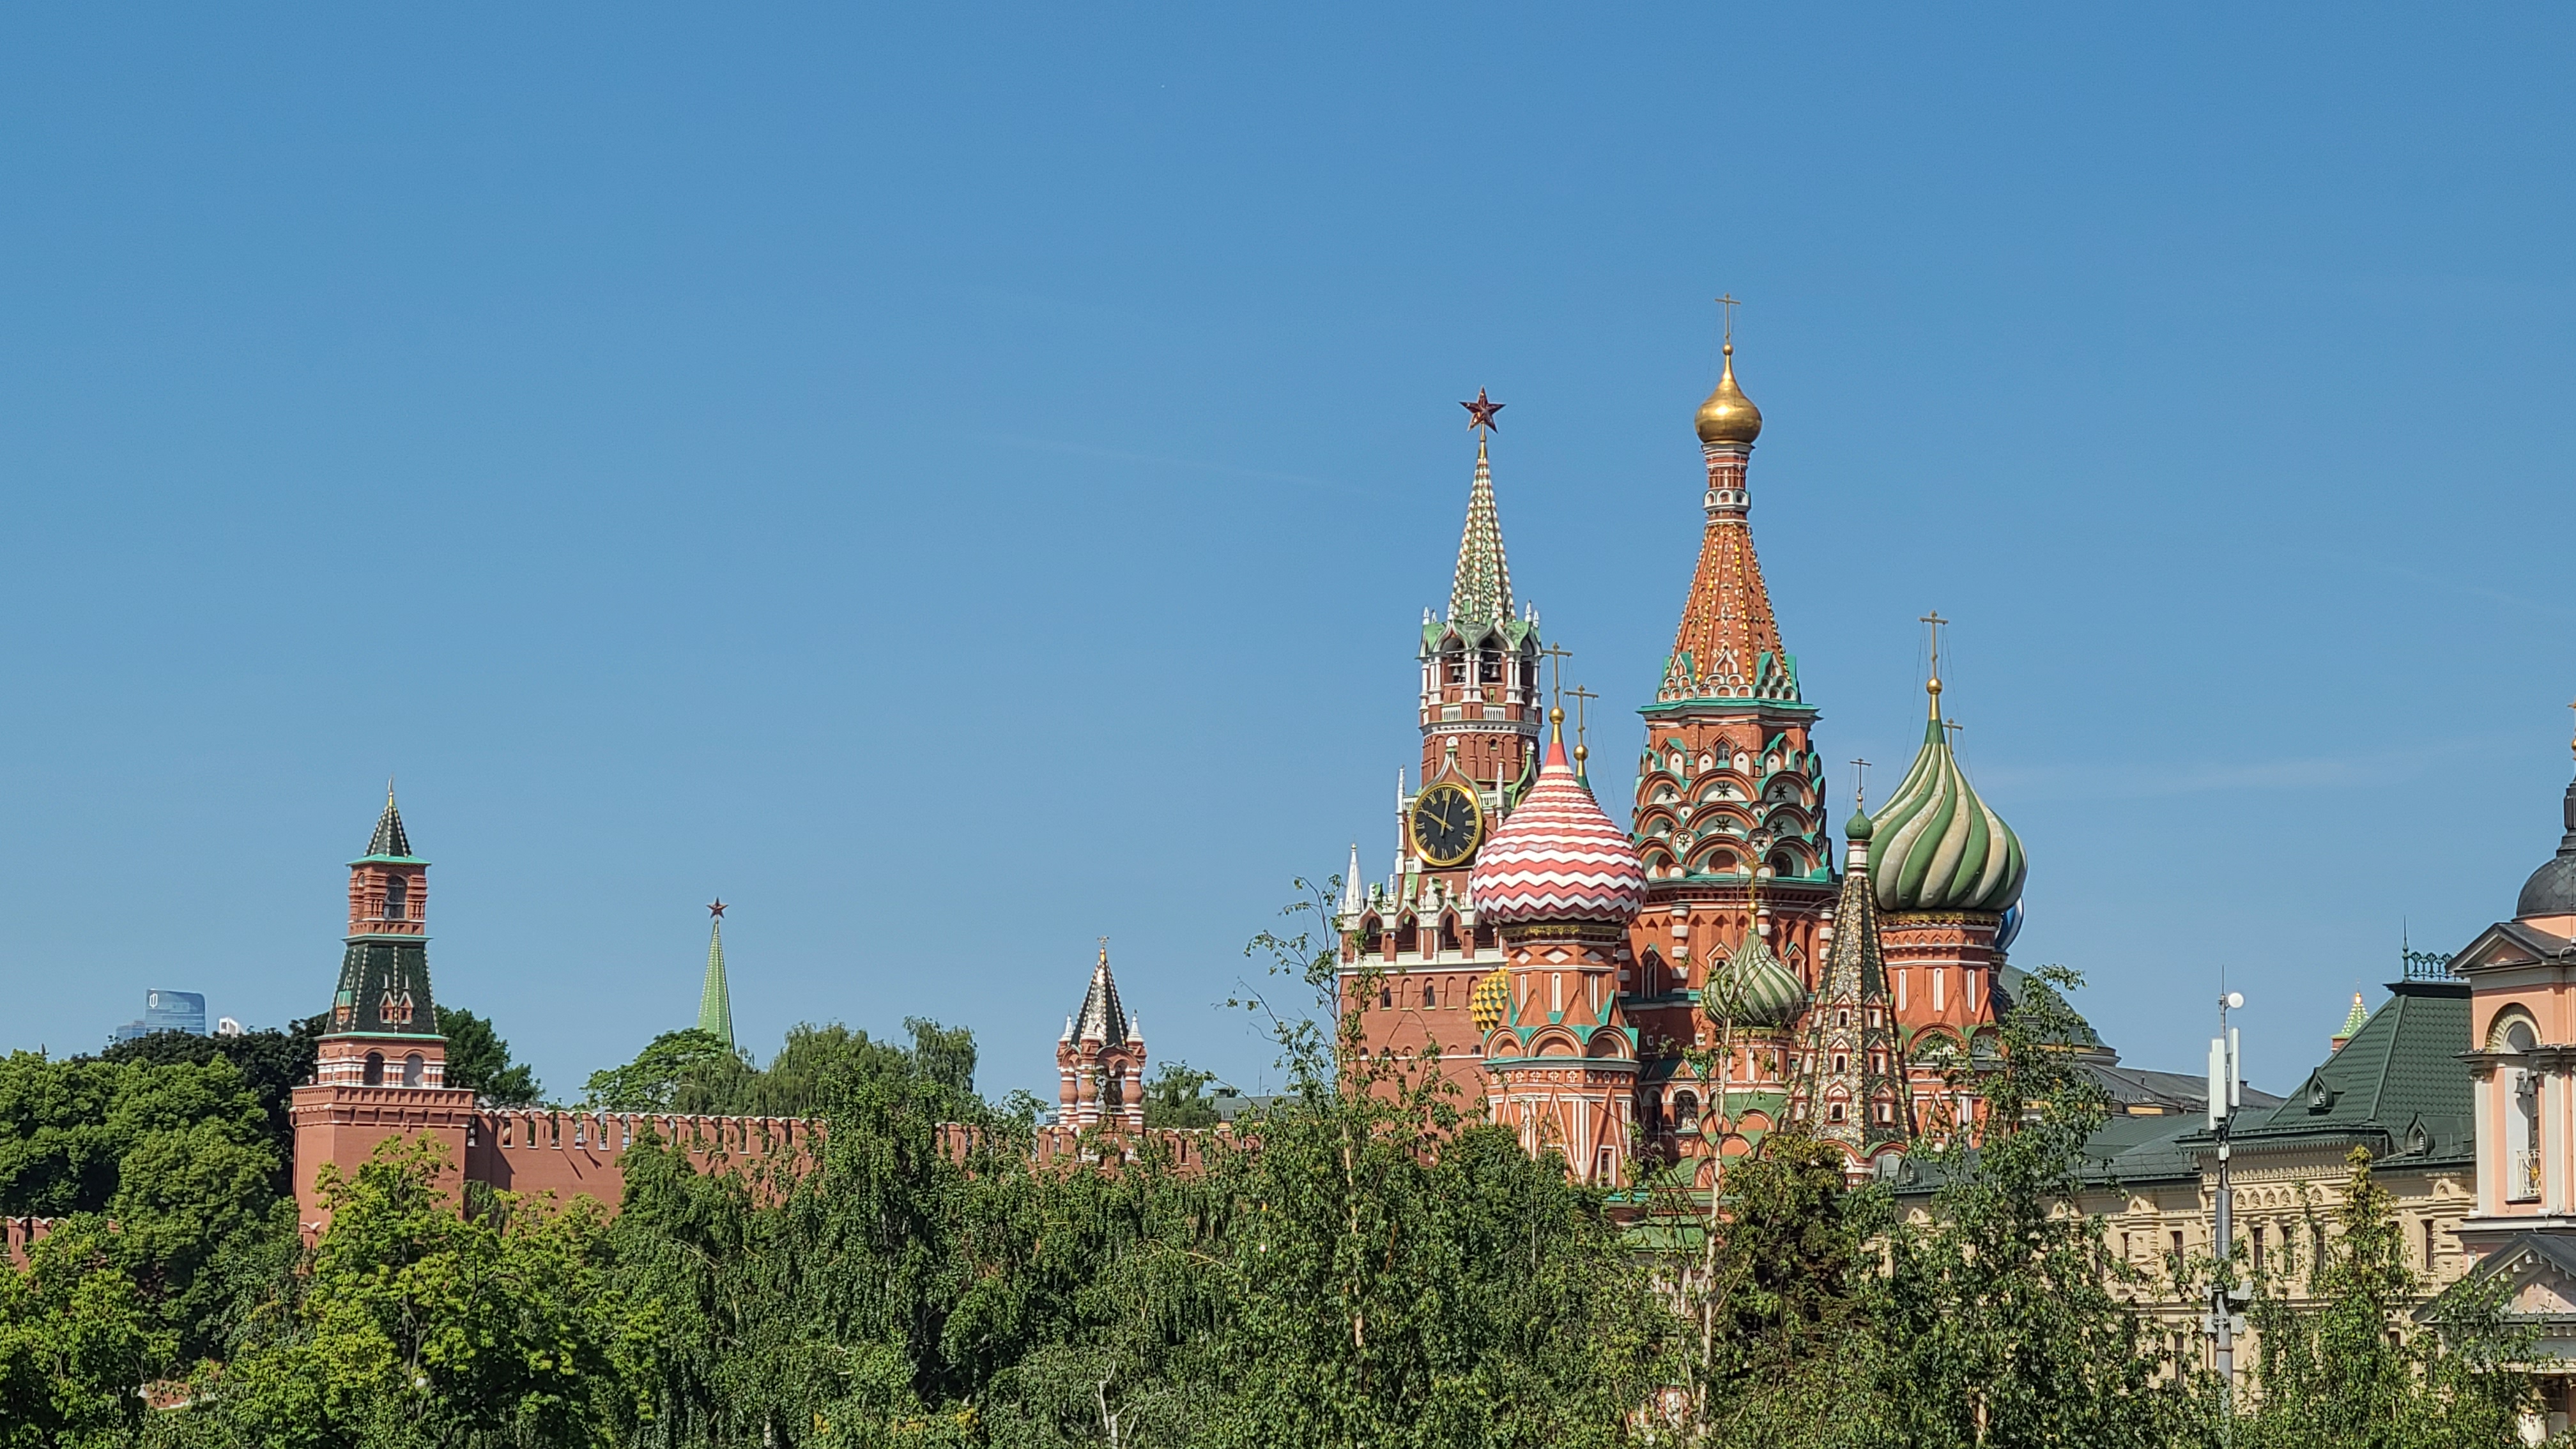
[{"x1": 1469, "y1": 710, "x2": 1649, "y2": 1187}]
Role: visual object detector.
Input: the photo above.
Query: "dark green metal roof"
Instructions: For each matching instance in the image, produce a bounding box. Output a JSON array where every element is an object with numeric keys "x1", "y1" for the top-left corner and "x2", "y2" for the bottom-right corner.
[
  {"x1": 2224, "y1": 976, "x2": 2473, "y2": 1164},
  {"x1": 351, "y1": 791, "x2": 426, "y2": 864}
]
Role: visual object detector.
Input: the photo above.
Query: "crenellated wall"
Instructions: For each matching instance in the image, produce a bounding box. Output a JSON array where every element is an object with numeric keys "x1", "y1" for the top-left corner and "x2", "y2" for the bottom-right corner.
[
  {"x1": 290, "y1": 1082, "x2": 823, "y2": 1239},
  {"x1": 4, "y1": 1216, "x2": 61, "y2": 1268}
]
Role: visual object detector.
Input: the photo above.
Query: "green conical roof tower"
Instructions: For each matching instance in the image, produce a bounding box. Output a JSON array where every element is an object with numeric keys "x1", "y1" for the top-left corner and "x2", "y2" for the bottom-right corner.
[{"x1": 698, "y1": 900, "x2": 735, "y2": 1048}]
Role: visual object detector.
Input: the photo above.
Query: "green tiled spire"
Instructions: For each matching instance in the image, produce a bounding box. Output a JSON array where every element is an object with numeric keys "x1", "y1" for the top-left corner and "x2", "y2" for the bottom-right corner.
[
  {"x1": 359, "y1": 781, "x2": 421, "y2": 862},
  {"x1": 697, "y1": 901, "x2": 734, "y2": 1048},
  {"x1": 1446, "y1": 437, "x2": 1514, "y2": 628},
  {"x1": 2338, "y1": 992, "x2": 2370, "y2": 1039}
]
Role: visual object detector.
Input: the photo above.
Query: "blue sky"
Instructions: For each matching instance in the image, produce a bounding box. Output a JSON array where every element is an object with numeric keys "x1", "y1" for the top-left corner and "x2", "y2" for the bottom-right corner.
[{"x1": 3, "y1": 8, "x2": 2571, "y2": 1103}]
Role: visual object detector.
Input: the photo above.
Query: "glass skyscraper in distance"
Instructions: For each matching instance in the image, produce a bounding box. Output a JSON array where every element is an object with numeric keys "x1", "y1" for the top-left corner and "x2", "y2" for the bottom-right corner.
[{"x1": 109, "y1": 988, "x2": 208, "y2": 1043}]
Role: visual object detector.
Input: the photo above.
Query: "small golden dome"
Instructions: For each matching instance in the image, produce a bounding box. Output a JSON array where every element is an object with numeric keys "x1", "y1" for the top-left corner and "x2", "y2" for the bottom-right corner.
[{"x1": 1694, "y1": 342, "x2": 1762, "y2": 446}]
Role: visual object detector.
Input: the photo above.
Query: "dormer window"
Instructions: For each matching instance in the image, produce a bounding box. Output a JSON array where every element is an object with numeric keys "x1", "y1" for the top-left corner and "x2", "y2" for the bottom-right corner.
[{"x1": 385, "y1": 875, "x2": 409, "y2": 921}]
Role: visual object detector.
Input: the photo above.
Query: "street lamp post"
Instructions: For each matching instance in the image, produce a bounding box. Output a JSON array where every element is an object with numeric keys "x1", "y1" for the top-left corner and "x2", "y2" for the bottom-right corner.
[{"x1": 2207, "y1": 990, "x2": 2248, "y2": 1420}]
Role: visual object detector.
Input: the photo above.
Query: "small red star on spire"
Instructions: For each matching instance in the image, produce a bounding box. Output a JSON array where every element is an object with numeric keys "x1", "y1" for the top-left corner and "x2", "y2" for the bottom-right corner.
[
  {"x1": 1460, "y1": 388, "x2": 1503, "y2": 435},
  {"x1": 707, "y1": 898, "x2": 728, "y2": 920}
]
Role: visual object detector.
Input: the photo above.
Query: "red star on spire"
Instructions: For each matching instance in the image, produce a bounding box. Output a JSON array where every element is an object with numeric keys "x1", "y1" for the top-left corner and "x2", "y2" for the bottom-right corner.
[
  {"x1": 707, "y1": 898, "x2": 728, "y2": 920},
  {"x1": 1460, "y1": 388, "x2": 1504, "y2": 435}
]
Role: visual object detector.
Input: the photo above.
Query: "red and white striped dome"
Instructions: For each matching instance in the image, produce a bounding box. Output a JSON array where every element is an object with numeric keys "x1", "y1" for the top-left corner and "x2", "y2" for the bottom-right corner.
[{"x1": 1469, "y1": 734, "x2": 1648, "y2": 926}]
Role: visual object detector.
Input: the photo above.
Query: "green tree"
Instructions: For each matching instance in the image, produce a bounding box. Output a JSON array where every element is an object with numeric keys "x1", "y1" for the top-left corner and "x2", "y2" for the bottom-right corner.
[
  {"x1": 0, "y1": 1221, "x2": 171, "y2": 1448},
  {"x1": 2239, "y1": 1147, "x2": 2530, "y2": 1449},
  {"x1": 1869, "y1": 965, "x2": 2191, "y2": 1449},
  {"x1": 194, "y1": 1135, "x2": 648, "y2": 1448},
  {"x1": 1138, "y1": 1061, "x2": 1219, "y2": 1128},
  {"x1": 98, "y1": 1016, "x2": 321, "y2": 1172},
  {"x1": 583, "y1": 1028, "x2": 746, "y2": 1113},
  {"x1": 431, "y1": 1006, "x2": 542, "y2": 1107}
]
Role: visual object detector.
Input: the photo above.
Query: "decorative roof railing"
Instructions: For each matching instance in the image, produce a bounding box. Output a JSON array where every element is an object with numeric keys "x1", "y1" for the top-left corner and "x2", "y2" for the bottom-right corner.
[{"x1": 2400, "y1": 948, "x2": 2460, "y2": 982}]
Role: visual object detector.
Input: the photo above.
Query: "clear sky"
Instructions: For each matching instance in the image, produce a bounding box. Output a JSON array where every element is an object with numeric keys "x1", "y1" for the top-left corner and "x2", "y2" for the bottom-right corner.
[{"x1": 3, "y1": 8, "x2": 2572, "y2": 1103}]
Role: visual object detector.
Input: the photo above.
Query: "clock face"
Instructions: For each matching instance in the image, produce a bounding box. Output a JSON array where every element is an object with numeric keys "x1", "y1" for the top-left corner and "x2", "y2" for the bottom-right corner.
[{"x1": 1409, "y1": 781, "x2": 1484, "y2": 867}]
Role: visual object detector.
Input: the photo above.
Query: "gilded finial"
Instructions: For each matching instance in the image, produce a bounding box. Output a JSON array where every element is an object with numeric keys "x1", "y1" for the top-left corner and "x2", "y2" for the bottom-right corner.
[
  {"x1": 1548, "y1": 705, "x2": 1565, "y2": 744},
  {"x1": 1920, "y1": 611, "x2": 1949, "y2": 719},
  {"x1": 1695, "y1": 296, "x2": 1762, "y2": 446}
]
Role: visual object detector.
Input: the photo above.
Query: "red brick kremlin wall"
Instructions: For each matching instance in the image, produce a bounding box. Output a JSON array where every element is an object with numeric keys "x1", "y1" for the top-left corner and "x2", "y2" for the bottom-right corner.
[{"x1": 289, "y1": 1082, "x2": 823, "y2": 1239}]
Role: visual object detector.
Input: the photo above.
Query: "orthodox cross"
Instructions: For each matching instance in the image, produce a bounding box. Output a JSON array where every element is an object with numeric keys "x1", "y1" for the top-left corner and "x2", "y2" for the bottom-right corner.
[
  {"x1": 1538, "y1": 642, "x2": 1575, "y2": 712},
  {"x1": 1565, "y1": 684, "x2": 1598, "y2": 754},
  {"x1": 1919, "y1": 610, "x2": 1949, "y2": 687},
  {"x1": 1460, "y1": 387, "x2": 1504, "y2": 437},
  {"x1": 1715, "y1": 293, "x2": 1742, "y2": 347},
  {"x1": 1943, "y1": 717, "x2": 1965, "y2": 748},
  {"x1": 2566, "y1": 698, "x2": 2575, "y2": 758},
  {"x1": 1850, "y1": 758, "x2": 1872, "y2": 812}
]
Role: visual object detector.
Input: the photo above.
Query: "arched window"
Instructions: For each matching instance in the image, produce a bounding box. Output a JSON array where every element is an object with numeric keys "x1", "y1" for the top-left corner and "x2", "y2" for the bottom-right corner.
[
  {"x1": 1104, "y1": 1066, "x2": 1125, "y2": 1111},
  {"x1": 385, "y1": 874, "x2": 409, "y2": 921},
  {"x1": 1439, "y1": 915, "x2": 1462, "y2": 954},
  {"x1": 1380, "y1": 985, "x2": 1393, "y2": 1008},
  {"x1": 1828, "y1": 1102, "x2": 1847, "y2": 1123},
  {"x1": 1359, "y1": 916, "x2": 1382, "y2": 954},
  {"x1": 1473, "y1": 921, "x2": 1496, "y2": 951},
  {"x1": 1674, "y1": 1091, "x2": 1699, "y2": 1126},
  {"x1": 1422, "y1": 980, "x2": 1438, "y2": 1008},
  {"x1": 363, "y1": 1052, "x2": 385, "y2": 1085},
  {"x1": 403, "y1": 1053, "x2": 424, "y2": 1087}
]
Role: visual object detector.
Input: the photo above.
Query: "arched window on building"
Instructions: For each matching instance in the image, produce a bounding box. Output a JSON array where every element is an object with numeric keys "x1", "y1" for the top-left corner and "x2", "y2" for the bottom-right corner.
[
  {"x1": 403, "y1": 1052, "x2": 425, "y2": 1087},
  {"x1": 364, "y1": 1052, "x2": 385, "y2": 1086},
  {"x1": 1674, "y1": 1091, "x2": 1699, "y2": 1127},
  {"x1": 1439, "y1": 915, "x2": 1462, "y2": 954},
  {"x1": 385, "y1": 874, "x2": 409, "y2": 921},
  {"x1": 1422, "y1": 980, "x2": 1438, "y2": 1008}
]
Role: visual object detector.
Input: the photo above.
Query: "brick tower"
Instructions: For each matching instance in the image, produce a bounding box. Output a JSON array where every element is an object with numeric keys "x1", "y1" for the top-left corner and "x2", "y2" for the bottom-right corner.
[
  {"x1": 1468, "y1": 710, "x2": 1649, "y2": 1186},
  {"x1": 1866, "y1": 655, "x2": 2027, "y2": 1140},
  {"x1": 1057, "y1": 945, "x2": 1146, "y2": 1131},
  {"x1": 1791, "y1": 806, "x2": 1910, "y2": 1175},
  {"x1": 1339, "y1": 394, "x2": 1544, "y2": 1082},
  {"x1": 1626, "y1": 336, "x2": 1836, "y2": 1168},
  {"x1": 290, "y1": 788, "x2": 477, "y2": 1236}
]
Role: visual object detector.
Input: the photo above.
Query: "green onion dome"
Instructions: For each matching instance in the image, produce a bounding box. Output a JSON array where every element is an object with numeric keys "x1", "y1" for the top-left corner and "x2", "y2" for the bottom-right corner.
[
  {"x1": 1844, "y1": 807, "x2": 1873, "y2": 843},
  {"x1": 1705, "y1": 919, "x2": 1807, "y2": 1031},
  {"x1": 1873, "y1": 712, "x2": 2026, "y2": 914}
]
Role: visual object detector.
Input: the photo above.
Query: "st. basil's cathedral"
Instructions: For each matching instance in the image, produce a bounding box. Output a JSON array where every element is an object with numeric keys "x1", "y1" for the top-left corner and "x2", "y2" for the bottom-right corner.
[{"x1": 1335, "y1": 338, "x2": 2030, "y2": 1191}]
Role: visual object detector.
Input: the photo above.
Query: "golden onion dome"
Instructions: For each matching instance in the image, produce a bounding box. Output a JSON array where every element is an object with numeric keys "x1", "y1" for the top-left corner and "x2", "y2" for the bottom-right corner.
[
  {"x1": 1469, "y1": 969, "x2": 1512, "y2": 1033},
  {"x1": 1694, "y1": 342, "x2": 1762, "y2": 446}
]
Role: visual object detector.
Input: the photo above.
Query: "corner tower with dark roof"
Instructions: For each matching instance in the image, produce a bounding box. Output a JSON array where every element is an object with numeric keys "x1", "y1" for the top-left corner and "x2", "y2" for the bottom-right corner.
[
  {"x1": 316, "y1": 787, "x2": 448, "y2": 1087},
  {"x1": 290, "y1": 787, "x2": 477, "y2": 1239}
]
